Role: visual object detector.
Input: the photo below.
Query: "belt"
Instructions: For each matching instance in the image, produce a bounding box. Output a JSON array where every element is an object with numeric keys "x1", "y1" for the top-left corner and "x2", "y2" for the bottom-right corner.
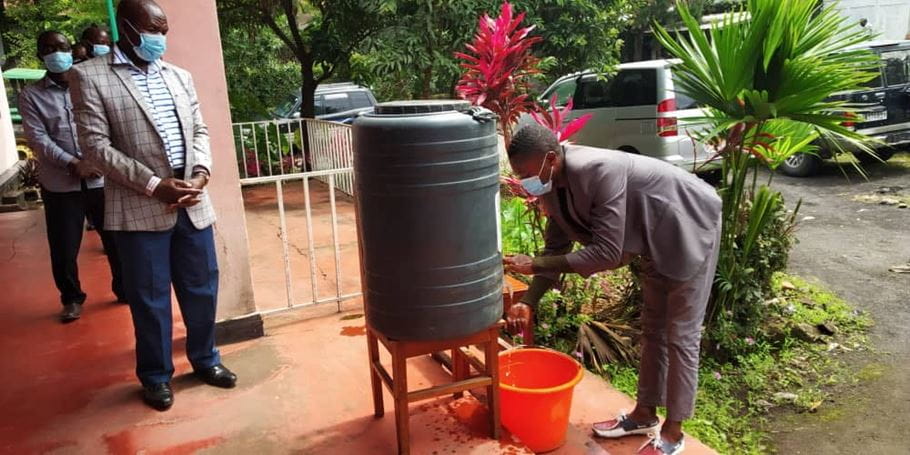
[{"x1": 173, "y1": 167, "x2": 186, "y2": 178}]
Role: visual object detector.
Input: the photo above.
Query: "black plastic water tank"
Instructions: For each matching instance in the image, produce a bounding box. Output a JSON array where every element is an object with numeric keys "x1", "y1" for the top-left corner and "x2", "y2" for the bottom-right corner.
[{"x1": 353, "y1": 100, "x2": 503, "y2": 341}]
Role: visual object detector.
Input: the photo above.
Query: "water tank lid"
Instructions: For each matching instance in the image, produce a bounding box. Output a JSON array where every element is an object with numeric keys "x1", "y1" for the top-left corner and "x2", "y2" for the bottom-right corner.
[{"x1": 374, "y1": 99, "x2": 472, "y2": 115}]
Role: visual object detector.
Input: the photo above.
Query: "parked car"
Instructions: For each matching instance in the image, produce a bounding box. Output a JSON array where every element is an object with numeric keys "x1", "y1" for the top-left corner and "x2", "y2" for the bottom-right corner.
[
  {"x1": 779, "y1": 40, "x2": 910, "y2": 177},
  {"x1": 273, "y1": 82, "x2": 377, "y2": 124},
  {"x1": 520, "y1": 59, "x2": 718, "y2": 174}
]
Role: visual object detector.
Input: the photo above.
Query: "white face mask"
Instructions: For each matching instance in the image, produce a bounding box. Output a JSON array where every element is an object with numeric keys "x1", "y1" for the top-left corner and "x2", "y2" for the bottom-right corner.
[{"x1": 519, "y1": 153, "x2": 555, "y2": 196}]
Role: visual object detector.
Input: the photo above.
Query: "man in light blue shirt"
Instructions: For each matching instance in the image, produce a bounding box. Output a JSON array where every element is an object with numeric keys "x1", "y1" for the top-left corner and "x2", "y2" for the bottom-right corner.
[{"x1": 19, "y1": 30, "x2": 125, "y2": 322}]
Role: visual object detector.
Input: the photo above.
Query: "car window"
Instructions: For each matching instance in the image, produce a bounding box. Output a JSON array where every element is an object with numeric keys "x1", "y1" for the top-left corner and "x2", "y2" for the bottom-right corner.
[
  {"x1": 674, "y1": 91, "x2": 699, "y2": 110},
  {"x1": 881, "y1": 50, "x2": 910, "y2": 86},
  {"x1": 543, "y1": 79, "x2": 578, "y2": 107},
  {"x1": 576, "y1": 78, "x2": 612, "y2": 109},
  {"x1": 349, "y1": 91, "x2": 373, "y2": 109},
  {"x1": 275, "y1": 93, "x2": 300, "y2": 118},
  {"x1": 609, "y1": 70, "x2": 657, "y2": 107},
  {"x1": 861, "y1": 65, "x2": 884, "y2": 89},
  {"x1": 322, "y1": 93, "x2": 352, "y2": 114},
  {"x1": 314, "y1": 96, "x2": 326, "y2": 116},
  {"x1": 670, "y1": 69, "x2": 699, "y2": 109}
]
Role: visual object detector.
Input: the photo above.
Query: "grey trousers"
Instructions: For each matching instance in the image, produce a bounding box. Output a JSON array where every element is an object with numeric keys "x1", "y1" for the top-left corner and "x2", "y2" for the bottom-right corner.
[{"x1": 636, "y1": 234, "x2": 720, "y2": 422}]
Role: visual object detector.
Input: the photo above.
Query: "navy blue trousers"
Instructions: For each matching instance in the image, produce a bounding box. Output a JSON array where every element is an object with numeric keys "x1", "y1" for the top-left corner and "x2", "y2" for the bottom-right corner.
[{"x1": 115, "y1": 210, "x2": 221, "y2": 385}]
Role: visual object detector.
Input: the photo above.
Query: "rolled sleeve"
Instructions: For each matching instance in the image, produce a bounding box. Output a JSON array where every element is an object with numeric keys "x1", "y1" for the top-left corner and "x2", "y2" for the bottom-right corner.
[{"x1": 145, "y1": 176, "x2": 162, "y2": 196}]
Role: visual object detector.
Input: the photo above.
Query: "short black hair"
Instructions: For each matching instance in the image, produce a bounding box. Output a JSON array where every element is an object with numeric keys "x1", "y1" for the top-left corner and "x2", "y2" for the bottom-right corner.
[
  {"x1": 36, "y1": 30, "x2": 67, "y2": 51},
  {"x1": 508, "y1": 124, "x2": 560, "y2": 163},
  {"x1": 81, "y1": 24, "x2": 104, "y2": 41}
]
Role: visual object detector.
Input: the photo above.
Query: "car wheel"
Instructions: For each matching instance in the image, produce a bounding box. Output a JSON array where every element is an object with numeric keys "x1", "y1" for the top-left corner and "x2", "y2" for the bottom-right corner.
[
  {"x1": 854, "y1": 149, "x2": 895, "y2": 165},
  {"x1": 779, "y1": 153, "x2": 821, "y2": 177}
]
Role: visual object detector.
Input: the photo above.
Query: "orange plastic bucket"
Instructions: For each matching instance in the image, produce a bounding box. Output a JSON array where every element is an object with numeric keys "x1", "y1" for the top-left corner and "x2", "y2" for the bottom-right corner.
[{"x1": 499, "y1": 348, "x2": 584, "y2": 453}]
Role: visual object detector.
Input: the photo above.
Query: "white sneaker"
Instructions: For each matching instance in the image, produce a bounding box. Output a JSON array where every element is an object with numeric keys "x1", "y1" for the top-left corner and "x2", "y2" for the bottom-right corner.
[
  {"x1": 638, "y1": 435, "x2": 685, "y2": 455},
  {"x1": 591, "y1": 412, "x2": 661, "y2": 439}
]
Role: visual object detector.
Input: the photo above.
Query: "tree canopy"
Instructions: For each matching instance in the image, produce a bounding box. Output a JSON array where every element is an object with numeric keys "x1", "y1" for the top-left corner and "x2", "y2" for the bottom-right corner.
[
  {"x1": 218, "y1": 0, "x2": 637, "y2": 121},
  {"x1": 1, "y1": 0, "x2": 108, "y2": 69}
]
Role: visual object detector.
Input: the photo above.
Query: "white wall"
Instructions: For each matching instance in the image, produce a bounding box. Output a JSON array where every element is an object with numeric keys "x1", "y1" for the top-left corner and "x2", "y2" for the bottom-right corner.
[
  {"x1": 0, "y1": 77, "x2": 18, "y2": 175},
  {"x1": 827, "y1": 0, "x2": 910, "y2": 41}
]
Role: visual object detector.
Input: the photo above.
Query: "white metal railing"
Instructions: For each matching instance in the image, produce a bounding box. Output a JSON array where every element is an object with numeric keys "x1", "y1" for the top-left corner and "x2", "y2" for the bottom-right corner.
[
  {"x1": 240, "y1": 168, "x2": 360, "y2": 314},
  {"x1": 232, "y1": 118, "x2": 354, "y2": 195},
  {"x1": 234, "y1": 118, "x2": 359, "y2": 315},
  {"x1": 307, "y1": 119, "x2": 355, "y2": 195}
]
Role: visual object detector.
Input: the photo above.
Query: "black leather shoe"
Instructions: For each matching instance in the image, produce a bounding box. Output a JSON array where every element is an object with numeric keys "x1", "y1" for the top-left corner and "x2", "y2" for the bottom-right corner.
[
  {"x1": 195, "y1": 364, "x2": 237, "y2": 388},
  {"x1": 142, "y1": 383, "x2": 174, "y2": 411},
  {"x1": 60, "y1": 303, "x2": 82, "y2": 322}
]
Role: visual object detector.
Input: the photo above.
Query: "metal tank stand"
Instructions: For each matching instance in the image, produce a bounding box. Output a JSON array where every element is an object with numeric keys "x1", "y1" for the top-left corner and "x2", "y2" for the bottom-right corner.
[{"x1": 366, "y1": 321, "x2": 504, "y2": 455}]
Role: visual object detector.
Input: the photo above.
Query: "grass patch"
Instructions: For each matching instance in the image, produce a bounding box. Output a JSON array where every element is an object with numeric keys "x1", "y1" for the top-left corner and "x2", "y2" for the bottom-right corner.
[
  {"x1": 888, "y1": 151, "x2": 910, "y2": 169},
  {"x1": 855, "y1": 362, "x2": 886, "y2": 382},
  {"x1": 597, "y1": 273, "x2": 872, "y2": 454}
]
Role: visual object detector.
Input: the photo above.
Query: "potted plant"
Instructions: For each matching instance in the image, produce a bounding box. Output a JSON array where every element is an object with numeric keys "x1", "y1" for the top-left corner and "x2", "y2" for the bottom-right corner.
[{"x1": 18, "y1": 158, "x2": 40, "y2": 203}]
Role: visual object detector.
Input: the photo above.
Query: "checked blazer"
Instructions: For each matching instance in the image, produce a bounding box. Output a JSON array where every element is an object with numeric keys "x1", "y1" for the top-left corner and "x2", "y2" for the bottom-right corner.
[{"x1": 69, "y1": 51, "x2": 216, "y2": 232}]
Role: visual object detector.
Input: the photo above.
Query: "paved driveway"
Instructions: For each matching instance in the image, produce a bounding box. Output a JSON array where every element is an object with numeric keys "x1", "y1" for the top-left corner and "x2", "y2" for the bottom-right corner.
[{"x1": 769, "y1": 154, "x2": 909, "y2": 454}]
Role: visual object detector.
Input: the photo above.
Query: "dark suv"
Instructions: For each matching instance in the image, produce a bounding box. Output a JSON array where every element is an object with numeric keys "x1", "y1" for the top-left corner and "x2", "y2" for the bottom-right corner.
[
  {"x1": 780, "y1": 40, "x2": 910, "y2": 177},
  {"x1": 273, "y1": 82, "x2": 377, "y2": 124}
]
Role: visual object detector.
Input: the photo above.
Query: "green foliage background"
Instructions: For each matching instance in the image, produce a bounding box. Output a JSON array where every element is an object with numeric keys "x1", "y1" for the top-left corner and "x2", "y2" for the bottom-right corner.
[
  {"x1": 216, "y1": 0, "x2": 637, "y2": 120},
  {"x1": 1, "y1": 0, "x2": 108, "y2": 69},
  {"x1": 219, "y1": 27, "x2": 300, "y2": 122}
]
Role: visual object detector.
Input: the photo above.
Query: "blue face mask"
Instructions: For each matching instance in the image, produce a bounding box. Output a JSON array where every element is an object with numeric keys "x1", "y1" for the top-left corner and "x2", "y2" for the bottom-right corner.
[
  {"x1": 92, "y1": 44, "x2": 111, "y2": 56},
  {"x1": 520, "y1": 154, "x2": 555, "y2": 196},
  {"x1": 124, "y1": 19, "x2": 167, "y2": 62},
  {"x1": 43, "y1": 51, "x2": 73, "y2": 73}
]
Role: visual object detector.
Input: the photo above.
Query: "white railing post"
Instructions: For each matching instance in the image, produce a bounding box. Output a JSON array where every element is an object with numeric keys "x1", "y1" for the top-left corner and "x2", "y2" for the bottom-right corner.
[
  {"x1": 275, "y1": 179, "x2": 294, "y2": 308},
  {"x1": 302, "y1": 176, "x2": 319, "y2": 303},
  {"x1": 328, "y1": 174, "x2": 342, "y2": 312}
]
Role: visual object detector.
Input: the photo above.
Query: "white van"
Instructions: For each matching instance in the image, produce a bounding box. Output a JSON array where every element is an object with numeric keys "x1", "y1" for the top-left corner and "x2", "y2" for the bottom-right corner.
[{"x1": 524, "y1": 59, "x2": 717, "y2": 173}]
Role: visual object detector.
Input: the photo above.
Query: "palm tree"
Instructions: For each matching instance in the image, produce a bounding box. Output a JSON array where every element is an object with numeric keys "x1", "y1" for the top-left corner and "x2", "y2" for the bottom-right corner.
[{"x1": 652, "y1": 0, "x2": 878, "y2": 341}]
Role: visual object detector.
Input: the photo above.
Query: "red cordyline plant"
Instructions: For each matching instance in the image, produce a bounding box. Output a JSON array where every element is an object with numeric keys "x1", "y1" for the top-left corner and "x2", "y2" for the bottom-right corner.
[
  {"x1": 455, "y1": 1, "x2": 542, "y2": 147},
  {"x1": 457, "y1": 2, "x2": 594, "y2": 217},
  {"x1": 531, "y1": 94, "x2": 593, "y2": 144}
]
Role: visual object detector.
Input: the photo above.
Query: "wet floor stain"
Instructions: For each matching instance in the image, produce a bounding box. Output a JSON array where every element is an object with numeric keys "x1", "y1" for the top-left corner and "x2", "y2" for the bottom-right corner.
[
  {"x1": 104, "y1": 429, "x2": 224, "y2": 455},
  {"x1": 339, "y1": 326, "x2": 366, "y2": 336},
  {"x1": 438, "y1": 397, "x2": 531, "y2": 453},
  {"x1": 103, "y1": 428, "x2": 137, "y2": 454},
  {"x1": 150, "y1": 436, "x2": 225, "y2": 455},
  {"x1": 340, "y1": 313, "x2": 364, "y2": 321},
  {"x1": 450, "y1": 399, "x2": 491, "y2": 438}
]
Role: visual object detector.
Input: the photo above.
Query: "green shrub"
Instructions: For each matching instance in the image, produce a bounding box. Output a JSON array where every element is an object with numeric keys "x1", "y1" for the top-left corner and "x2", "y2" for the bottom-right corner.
[{"x1": 708, "y1": 193, "x2": 798, "y2": 357}]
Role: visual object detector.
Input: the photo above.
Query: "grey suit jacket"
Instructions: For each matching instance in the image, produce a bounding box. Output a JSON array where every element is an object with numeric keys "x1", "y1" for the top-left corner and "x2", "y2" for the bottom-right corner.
[
  {"x1": 69, "y1": 52, "x2": 215, "y2": 232},
  {"x1": 539, "y1": 145, "x2": 722, "y2": 282}
]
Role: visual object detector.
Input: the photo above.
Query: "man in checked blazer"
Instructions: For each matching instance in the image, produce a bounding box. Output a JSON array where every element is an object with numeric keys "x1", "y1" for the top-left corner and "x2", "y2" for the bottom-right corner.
[{"x1": 69, "y1": 0, "x2": 236, "y2": 411}]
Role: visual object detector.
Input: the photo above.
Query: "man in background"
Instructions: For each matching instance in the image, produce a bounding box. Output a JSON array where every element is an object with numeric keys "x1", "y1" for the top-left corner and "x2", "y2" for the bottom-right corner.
[
  {"x1": 80, "y1": 24, "x2": 112, "y2": 59},
  {"x1": 19, "y1": 30, "x2": 125, "y2": 322},
  {"x1": 69, "y1": 0, "x2": 237, "y2": 411},
  {"x1": 71, "y1": 42, "x2": 89, "y2": 64}
]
